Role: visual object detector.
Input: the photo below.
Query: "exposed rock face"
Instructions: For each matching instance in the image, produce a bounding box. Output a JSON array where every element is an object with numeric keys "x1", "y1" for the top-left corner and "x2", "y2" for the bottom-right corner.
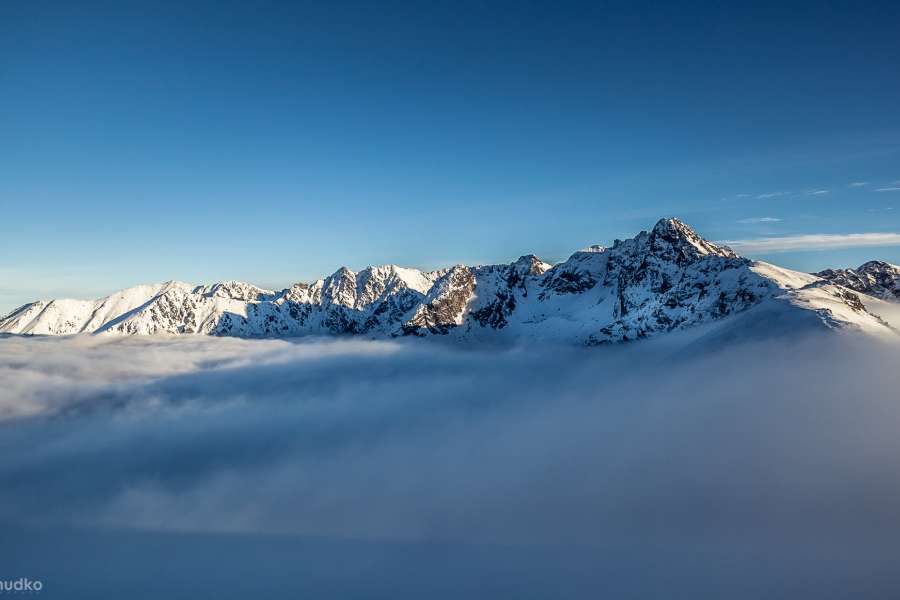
[
  {"x1": 817, "y1": 261, "x2": 900, "y2": 301},
  {"x1": 2, "y1": 218, "x2": 895, "y2": 343},
  {"x1": 575, "y1": 219, "x2": 752, "y2": 342},
  {"x1": 404, "y1": 266, "x2": 476, "y2": 335}
]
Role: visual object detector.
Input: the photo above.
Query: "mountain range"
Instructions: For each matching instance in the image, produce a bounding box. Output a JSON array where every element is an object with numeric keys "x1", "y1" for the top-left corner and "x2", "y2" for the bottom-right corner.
[{"x1": 3, "y1": 218, "x2": 899, "y2": 344}]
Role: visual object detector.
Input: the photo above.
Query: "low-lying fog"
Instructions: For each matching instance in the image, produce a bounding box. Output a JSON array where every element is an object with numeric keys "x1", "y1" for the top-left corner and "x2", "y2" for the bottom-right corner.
[{"x1": 2, "y1": 332, "x2": 900, "y2": 598}]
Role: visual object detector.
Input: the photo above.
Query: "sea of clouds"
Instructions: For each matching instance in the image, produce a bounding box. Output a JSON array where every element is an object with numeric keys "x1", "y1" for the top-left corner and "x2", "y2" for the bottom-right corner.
[{"x1": 2, "y1": 332, "x2": 900, "y2": 598}]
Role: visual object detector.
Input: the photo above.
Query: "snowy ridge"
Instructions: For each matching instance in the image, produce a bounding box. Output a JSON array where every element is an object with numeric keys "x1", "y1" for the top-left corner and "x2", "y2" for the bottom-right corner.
[
  {"x1": 2, "y1": 218, "x2": 896, "y2": 343},
  {"x1": 817, "y1": 261, "x2": 900, "y2": 301}
]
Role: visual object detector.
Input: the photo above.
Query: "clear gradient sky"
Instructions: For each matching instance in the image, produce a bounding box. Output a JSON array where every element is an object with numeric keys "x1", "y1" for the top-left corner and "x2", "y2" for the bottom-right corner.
[{"x1": 2, "y1": 0, "x2": 900, "y2": 313}]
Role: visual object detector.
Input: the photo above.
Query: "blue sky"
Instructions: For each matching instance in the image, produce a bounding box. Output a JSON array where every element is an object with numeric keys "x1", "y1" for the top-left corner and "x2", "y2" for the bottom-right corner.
[{"x1": 2, "y1": 0, "x2": 900, "y2": 313}]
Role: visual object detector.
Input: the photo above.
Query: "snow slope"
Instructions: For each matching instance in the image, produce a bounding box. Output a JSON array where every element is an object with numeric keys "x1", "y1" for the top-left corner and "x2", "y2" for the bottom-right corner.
[{"x1": 2, "y1": 218, "x2": 895, "y2": 343}]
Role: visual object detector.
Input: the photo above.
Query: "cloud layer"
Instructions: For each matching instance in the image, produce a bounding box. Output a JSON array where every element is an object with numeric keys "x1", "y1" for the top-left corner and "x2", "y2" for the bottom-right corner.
[{"x1": 3, "y1": 334, "x2": 900, "y2": 597}]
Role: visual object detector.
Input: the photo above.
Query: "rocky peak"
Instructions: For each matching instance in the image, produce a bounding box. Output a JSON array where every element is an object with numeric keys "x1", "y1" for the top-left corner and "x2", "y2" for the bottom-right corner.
[
  {"x1": 858, "y1": 260, "x2": 900, "y2": 275},
  {"x1": 403, "y1": 266, "x2": 475, "y2": 335},
  {"x1": 198, "y1": 281, "x2": 275, "y2": 302},
  {"x1": 322, "y1": 267, "x2": 359, "y2": 307},
  {"x1": 647, "y1": 217, "x2": 738, "y2": 262},
  {"x1": 817, "y1": 261, "x2": 900, "y2": 301},
  {"x1": 511, "y1": 254, "x2": 551, "y2": 276}
]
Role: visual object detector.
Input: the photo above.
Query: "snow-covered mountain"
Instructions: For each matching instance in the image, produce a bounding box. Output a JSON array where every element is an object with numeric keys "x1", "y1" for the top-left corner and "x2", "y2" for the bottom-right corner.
[
  {"x1": 816, "y1": 261, "x2": 900, "y2": 301},
  {"x1": 2, "y1": 218, "x2": 896, "y2": 343}
]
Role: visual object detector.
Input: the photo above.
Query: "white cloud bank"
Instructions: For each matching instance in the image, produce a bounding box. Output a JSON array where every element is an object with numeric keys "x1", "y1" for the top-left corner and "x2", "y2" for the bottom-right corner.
[
  {"x1": 722, "y1": 232, "x2": 900, "y2": 253},
  {"x1": 3, "y1": 334, "x2": 900, "y2": 597}
]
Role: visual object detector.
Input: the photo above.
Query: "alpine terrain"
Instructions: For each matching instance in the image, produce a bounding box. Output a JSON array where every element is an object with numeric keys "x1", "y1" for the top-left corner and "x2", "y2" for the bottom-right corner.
[
  {"x1": 816, "y1": 261, "x2": 900, "y2": 301},
  {"x1": 2, "y1": 218, "x2": 896, "y2": 343}
]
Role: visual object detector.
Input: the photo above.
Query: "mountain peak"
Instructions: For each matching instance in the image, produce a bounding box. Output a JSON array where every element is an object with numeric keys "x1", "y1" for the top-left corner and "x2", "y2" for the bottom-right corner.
[
  {"x1": 858, "y1": 260, "x2": 900, "y2": 273},
  {"x1": 651, "y1": 216, "x2": 691, "y2": 235},
  {"x1": 817, "y1": 260, "x2": 900, "y2": 301},
  {"x1": 649, "y1": 217, "x2": 738, "y2": 260},
  {"x1": 512, "y1": 254, "x2": 552, "y2": 276},
  {"x1": 197, "y1": 281, "x2": 275, "y2": 301}
]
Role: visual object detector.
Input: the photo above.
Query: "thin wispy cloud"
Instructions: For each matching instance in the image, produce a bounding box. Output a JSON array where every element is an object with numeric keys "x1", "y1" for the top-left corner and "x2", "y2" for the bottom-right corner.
[
  {"x1": 756, "y1": 192, "x2": 786, "y2": 199},
  {"x1": 737, "y1": 217, "x2": 782, "y2": 224},
  {"x1": 722, "y1": 232, "x2": 900, "y2": 253},
  {"x1": 875, "y1": 187, "x2": 900, "y2": 192},
  {"x1": 849, "y1": 181, "x2": 869, "y2": 187},
  {"x1": 807, "y1": 189, "x2": 830, "y2": 196}
]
